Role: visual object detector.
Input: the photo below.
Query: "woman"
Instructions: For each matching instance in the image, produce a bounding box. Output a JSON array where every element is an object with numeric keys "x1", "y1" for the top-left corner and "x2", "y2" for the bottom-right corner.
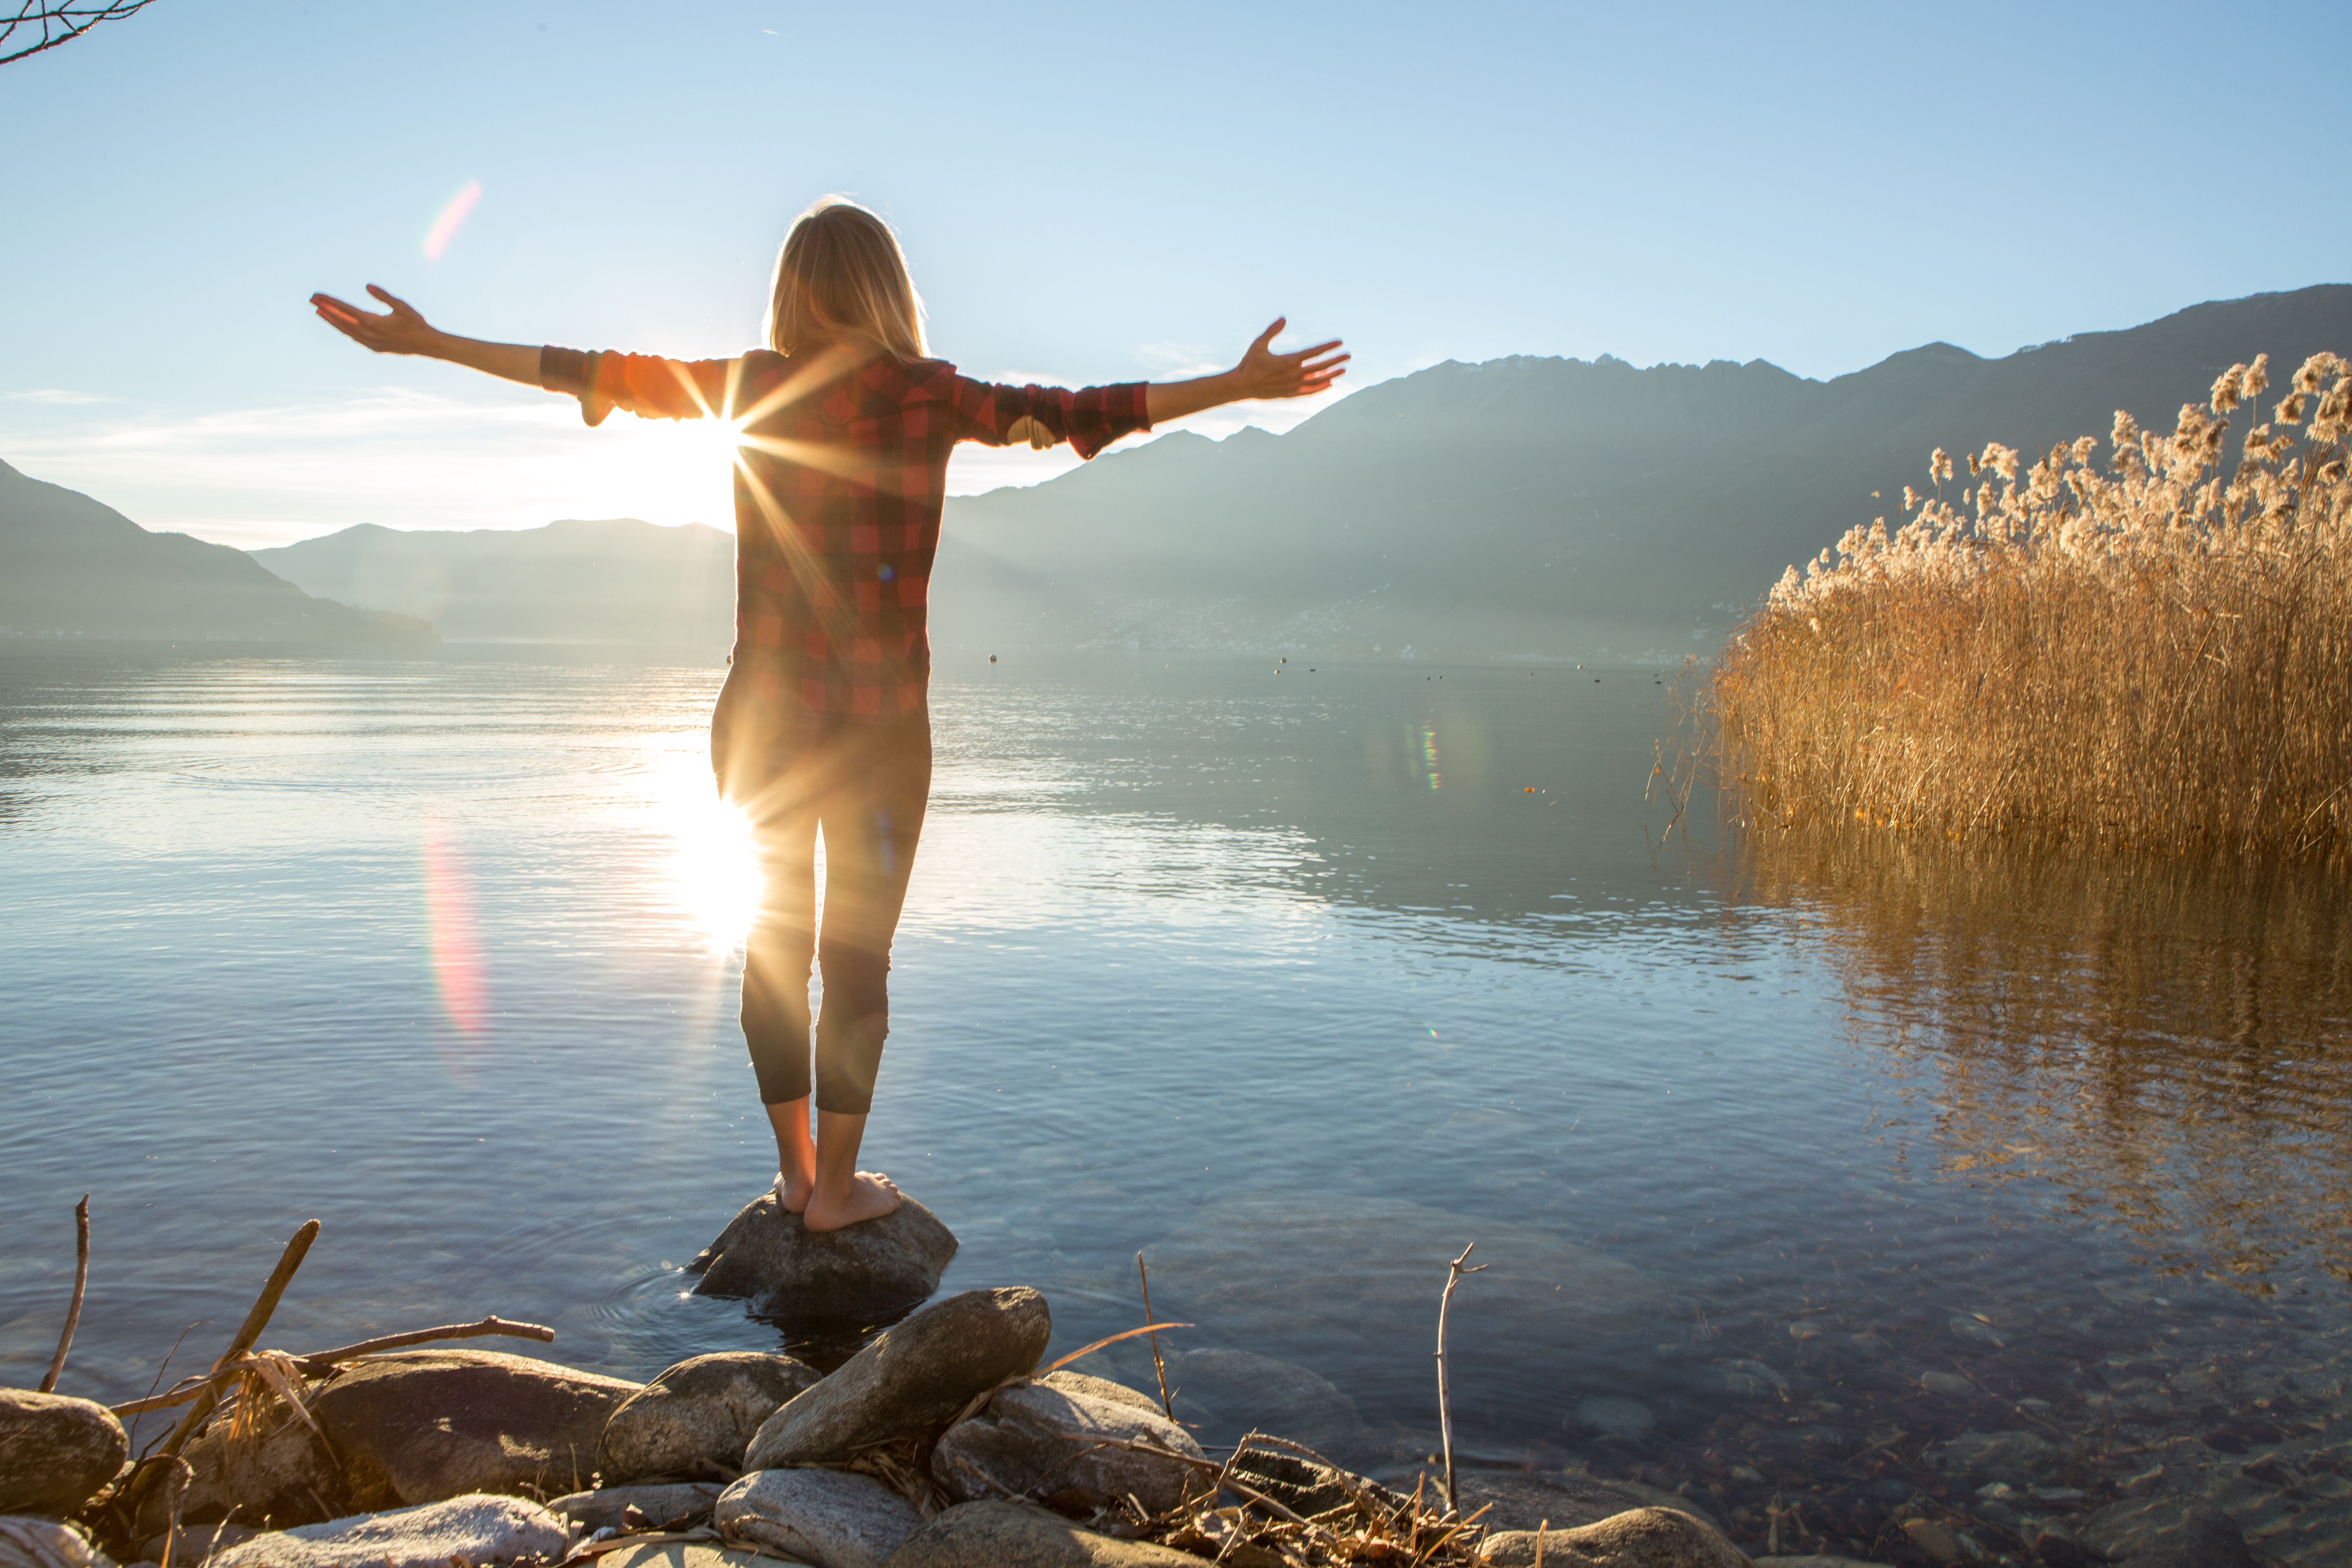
[{"x1": 312, "y1": 197, "x2": 1345, "y2": 1230}]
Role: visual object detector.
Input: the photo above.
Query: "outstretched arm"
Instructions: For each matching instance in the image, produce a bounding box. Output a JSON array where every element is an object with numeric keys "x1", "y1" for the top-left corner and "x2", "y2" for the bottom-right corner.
[
  {"x1": 1145, "y1": 318, "x2": 1347, "y2": 425},
  {"x1": 310, "y1": 284, "x2": 542, "y2": 387}
]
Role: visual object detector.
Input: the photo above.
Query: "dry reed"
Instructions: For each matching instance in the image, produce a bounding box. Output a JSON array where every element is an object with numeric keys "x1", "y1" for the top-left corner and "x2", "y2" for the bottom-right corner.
[{"x1": 1713, "y1": 350, "x2": 2352, "y2": 865}]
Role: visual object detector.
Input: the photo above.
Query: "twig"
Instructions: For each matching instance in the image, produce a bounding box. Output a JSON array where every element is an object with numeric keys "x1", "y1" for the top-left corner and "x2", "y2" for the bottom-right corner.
[
  {"x1": 1038, "y1": 1320, "x2": 1195, "y2": 1376},
  {"x1": 38, "y1": 1195, "x2": 90, "y2": 1394},
  {"x1": 112, "y1": 1306, "x2": 546, "y2": 1418},
  {"x1": 1435, "y1": 1242, "x2": 1487, "y2": 1516},
  {"x1": 1051, "y1": 1430, "x2": 1316, "y2": 1528},
  {"x1": 1136, "y1": 1252, "x2": 1175, "y2": 1421},
  {"x1": 127, "y1": 1219, "x2": 320, "y2": 1503},
  {"x1": 289, "y1": 1313, "x2": 556, "y2": 1374}
]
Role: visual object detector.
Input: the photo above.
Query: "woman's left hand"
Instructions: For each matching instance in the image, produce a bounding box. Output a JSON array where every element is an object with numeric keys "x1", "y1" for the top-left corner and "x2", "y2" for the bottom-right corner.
[{"x1": 1229, "y1": 318, "x2": 1349, "y2": 401}]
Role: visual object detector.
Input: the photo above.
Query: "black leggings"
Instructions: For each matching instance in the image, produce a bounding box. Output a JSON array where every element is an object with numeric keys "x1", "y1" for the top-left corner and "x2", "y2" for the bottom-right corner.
[{"x1": 729, "y1": 712, "x2": 931, "y2": 1114}]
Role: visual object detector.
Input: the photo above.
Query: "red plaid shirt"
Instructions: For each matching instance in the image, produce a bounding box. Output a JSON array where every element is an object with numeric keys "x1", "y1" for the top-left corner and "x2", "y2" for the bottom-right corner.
[{"x1": 541, "y1": 344, "x2": 1151, "y2": 719}]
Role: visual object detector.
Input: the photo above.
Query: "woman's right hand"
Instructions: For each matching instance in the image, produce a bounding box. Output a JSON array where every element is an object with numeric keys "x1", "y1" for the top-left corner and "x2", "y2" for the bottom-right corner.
[{"x1": 311, "y1": 284, "x2": 442, "y2": 356}]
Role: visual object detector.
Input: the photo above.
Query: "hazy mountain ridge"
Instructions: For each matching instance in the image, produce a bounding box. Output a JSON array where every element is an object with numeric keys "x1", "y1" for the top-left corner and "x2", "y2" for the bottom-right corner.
[
  {"x1": 0, "y1": 460, "x2": 430, "y2": 645},
  {"x1": 251, "y1": 518, "x2": 734, "y2": 648},
  {"x1": 931, "y1": 284, "x2": 2352, "y2": 661},
  {"x1": 7, "y1": 285, "x2": 2345, "y2": 660}
]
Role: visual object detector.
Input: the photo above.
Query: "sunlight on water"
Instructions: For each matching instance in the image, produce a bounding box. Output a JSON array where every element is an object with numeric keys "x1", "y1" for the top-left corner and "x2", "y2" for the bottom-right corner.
[{"x1": 635, "y1": 731, "x2": 759, "y2": 951}]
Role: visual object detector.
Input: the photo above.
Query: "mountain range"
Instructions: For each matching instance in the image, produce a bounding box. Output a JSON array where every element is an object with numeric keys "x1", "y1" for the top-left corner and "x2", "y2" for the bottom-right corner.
[
  {"x1": 249, "y1": 519, "x2": 734, "y2": 648},
  {"x1": 929, "y1": 283, "x2": 2352, "y2": 661},
  {"x1": 5, "y1": 285, "x2": 2346, "y2": 657},
  {"x1": 0, "y1": 459, "x2": 428, "y2": 645}
]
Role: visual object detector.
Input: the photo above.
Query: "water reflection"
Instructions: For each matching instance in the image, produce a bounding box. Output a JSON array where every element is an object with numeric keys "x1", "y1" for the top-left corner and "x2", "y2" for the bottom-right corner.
[{"x1": 1723, "y1": 828, "x2": 2352, "y2": 1293}]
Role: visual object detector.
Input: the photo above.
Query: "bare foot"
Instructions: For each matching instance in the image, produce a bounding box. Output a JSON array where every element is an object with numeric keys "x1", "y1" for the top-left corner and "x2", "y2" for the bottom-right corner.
[
  {"x1": 802, "y1": 1171, "x2": 902, "y2": 1232},
  {"x1": 774, "y1": 1168, "x2": 815, "y2": 1215}
]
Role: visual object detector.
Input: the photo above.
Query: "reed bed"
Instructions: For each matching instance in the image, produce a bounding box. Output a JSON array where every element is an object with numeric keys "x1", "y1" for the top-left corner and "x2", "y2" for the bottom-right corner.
[{"x1": 1712, "y1": 350, "x2": 2352, "y2": 865}]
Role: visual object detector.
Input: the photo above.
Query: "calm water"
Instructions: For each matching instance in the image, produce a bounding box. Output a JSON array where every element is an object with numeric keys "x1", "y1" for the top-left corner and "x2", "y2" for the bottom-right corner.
[{"x1": 4, "y1": 647, "x2": 2350, "y2": 1564}]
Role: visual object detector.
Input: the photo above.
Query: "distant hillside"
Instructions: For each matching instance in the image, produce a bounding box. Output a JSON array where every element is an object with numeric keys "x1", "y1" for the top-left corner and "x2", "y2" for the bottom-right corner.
[
  {"x1": 252, "y1": 518, "x2": 733, "y2": 649},
  {"x1": 0, "y1": 461, "x2": 430, "y2": 644},
  {"x1": 932, "y1": 284, "x2": 2352, "y2": 662}
]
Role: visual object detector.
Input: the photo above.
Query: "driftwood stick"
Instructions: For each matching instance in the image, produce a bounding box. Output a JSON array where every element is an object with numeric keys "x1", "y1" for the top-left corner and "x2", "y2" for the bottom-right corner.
[
  {"x1": 128, "y1": 1219, "x2": 320, "y2": 1500},
  {"x1": 291, "y1": 1314, "x2": 555, "y2": 1374},
  {"x1": 1135, "y1": 1252, "x2": 1174, "y2": 1421},
  {"x1": 38, "y1": 1195, "x2": 91, "y2": 1394},
  {"x1": 1435, "y1": 1241, "x2": 1487, "y2": 1517},
  {"x1": 109, "y1": 1316, "x2": 561, "y2": 1417}
]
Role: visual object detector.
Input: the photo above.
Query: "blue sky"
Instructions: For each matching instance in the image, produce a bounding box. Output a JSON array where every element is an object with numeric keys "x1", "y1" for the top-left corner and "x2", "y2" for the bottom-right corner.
[{"x1": 3, "y1": 0, "x2": 2345, "y2": 548}]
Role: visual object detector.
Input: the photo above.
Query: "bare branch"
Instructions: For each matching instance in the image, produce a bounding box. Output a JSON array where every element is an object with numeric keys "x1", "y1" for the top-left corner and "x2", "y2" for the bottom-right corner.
[{"x1": 2, "y1": 1, "x2": 160, "y2": 67}]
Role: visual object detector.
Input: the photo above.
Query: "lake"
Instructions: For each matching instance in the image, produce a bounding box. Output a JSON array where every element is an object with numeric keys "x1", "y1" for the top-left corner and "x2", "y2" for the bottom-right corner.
[{"x1": 3, "y1": 645, "x2": 2348, "y2": 1565}]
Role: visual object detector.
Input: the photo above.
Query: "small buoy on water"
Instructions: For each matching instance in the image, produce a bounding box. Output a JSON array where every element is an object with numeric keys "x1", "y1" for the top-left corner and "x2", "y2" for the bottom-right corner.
[{"x1": 988, "y1": 655, "x2": 998, "y2": 664}]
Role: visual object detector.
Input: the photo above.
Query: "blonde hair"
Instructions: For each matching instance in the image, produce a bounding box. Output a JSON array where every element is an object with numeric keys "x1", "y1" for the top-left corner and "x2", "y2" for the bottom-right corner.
[{"x1": 765, "y1": 197, "x2": 926, "y2": 360}]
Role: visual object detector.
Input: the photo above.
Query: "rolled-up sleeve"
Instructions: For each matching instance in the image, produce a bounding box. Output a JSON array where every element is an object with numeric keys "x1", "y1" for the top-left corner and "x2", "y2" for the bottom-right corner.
[
  {"x1": 949, "y1": 377, "x2": 1152, "y2": 459},
  {"x1": 540, "y1": 347, "x2": 735, "y2": 428}
]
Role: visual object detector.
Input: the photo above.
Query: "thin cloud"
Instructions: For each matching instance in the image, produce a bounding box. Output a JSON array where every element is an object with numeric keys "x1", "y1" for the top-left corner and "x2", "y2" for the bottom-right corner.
[{"x1": 4, "y1": 389, "x2": 116, "y2": 404}]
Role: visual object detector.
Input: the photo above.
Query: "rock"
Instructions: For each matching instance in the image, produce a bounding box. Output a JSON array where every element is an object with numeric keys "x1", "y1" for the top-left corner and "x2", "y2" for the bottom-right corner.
[
  {"x1": 0, "y1": 1518, "x2": 112, "y2": 1568},
  {"x1": 209, "y1": 1495, "x2": 566, "y2": 1568},
  {"x1": 1947, "y1": 1315, "x2": 2004, "y2": 1349},
  {"x1": 134, "y1": 1525, "x2": 260, "y2": 1568},
  {"x1": 2078, "y1": 1497, "x2": 2259, "y2": 1568},
  {"x1": 1439, "y1": 1473, "x2": 1727, "y2": 1537},
  {"x1": 932, "y1": 1383, "x2": 1204, "y2": 1514},
  {"x1": 1479, "y1": 1508, "x2": 1748, "y2": 1566},
  {"x1": 305, "y1": 1350, "x2": 639, "y2": 1508},
  {"x1": 688, "y1": 1188, "x2": 957, "y2": 1328},
  {"x1": 746, "y1": 1288, "x2": 1051, "y2": 1470},
  {"x1": 882, "y1": 1500, "x2": 1204, "y2": 1567},
  {"x1": 1158, "y1": 1349, "x2": 1359, "y2": 1441},
  {"x1": 0, "y1": 1391, "x2": 129, "y2": 1517},
  {"x1": 1924, "y1": 1429, "x2": 2064, "y2": 1482},
  {"x1": 1919, "y1": 1371, "x2": 1976, "y2": 1399},
  {"x1": 1753, "y1": 1557, "x2": 1894, "y2": 1568},
  {"x1": 1225, "y1": 1449, "x2": 1406, "y2": 1519},
  {"x1": 547, "y1": 1483, "x2": 723, "y2": 1533},
  {"x1": 1036, "y1": 1372, "x2": 1159, "y2": 1415},
  {"x1": 592, "y1": 1546, "x2": 771, "y2": 1568},
  {"x1": 1719, "y1": 1361, "x2": 1789, "y2": 1400},
  {"x1": 135, "y1": 1414, "x2": 330, "y2": 1535},
  {"x1": 715, "y1": 1469, "x2": 921, "y2": 1568},
  {"x1": 1898, "y1": 1519, "x2": 1966, "y2": 1565},
  {"x1": 602, "y1": 1352, "x2": 822, "y2": 1483},
  {"x1": 1577, "y1": 1396, "x2": 1657, "y2": 1437}
]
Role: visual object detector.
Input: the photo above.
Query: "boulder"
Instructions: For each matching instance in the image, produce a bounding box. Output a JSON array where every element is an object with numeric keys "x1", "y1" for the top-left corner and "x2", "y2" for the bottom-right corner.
[
  {"x1": 1480, "y1": 1508, "x2": 1750, "y2": 1567},
  {"x1": 0, "y1": 1518, "x2": 112, "y2": 1568},
  {"x1": 547, "y1": 1483, "x2": 723, "y2": 1533},
  {"x1": 1922, "y1": 1428, "x2": 2065, "y2": 1482},
  {"x1": 2078, "y1": 1497, "x2": 2259, "y2": 1568},
  {"x1": 1432, "y1": 1472, "x2": 1727, "y2": 1537},
  {"x1": 745, "y1": 1288, "x2": 1051, "y2": 1470},
  {"x1": 1225, "y1": 1448, "x2": 1406, "y2": 1519},
  {"x1": 1752, "y1": 1557, "x2": 1894, "y2": 1568},
  {"x1": 0, "y1": 1391, "x2": 129, "y2": 1517},
  {"x1": 208, "y1": 1495, "x2": 566, "y2": 1568},
  {"x1": 134, "y1": 1524, "x2": 261, "y2": 1567},
  {"x1": 931, "y1": 1384, "x2": 1204, "y2": 1514},
  {"x1": 592, "y1": 1546, "x2": 771, "y2": 1568},
  {"x1": 882, "y1": 1500, "x2": 1205, "y2": 1567},
  {"x1": 1158, "y1": 1348, "x2": 1359, "y2": 1442},
  {"x1": 715, "y1": 1468, "x2": 921, "y2": 1568},
  {"x1": 688, "y1": 1189, "x2": 957, "y2": 1328},
  {"x1": 305, "y1": 1350, "x2": 639, "y2": 1508},
  {"x1": 137, "y1": 1414, "x2": 332, "y2": 1535},
  {"x1": 1036, "y1": 1372, "x2": 1159, "y2": 1415},
  {"x1": 602, "y1": 1352, "x2": 822, "y2": 1482}
]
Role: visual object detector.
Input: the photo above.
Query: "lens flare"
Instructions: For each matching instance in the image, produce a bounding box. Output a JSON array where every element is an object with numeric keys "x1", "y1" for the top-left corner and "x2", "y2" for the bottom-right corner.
[
  {"x1": 423, "y1": 180, "x2": 483, "y2": 261},
  {"x1": 422, "y1": 811, "x2": 491, "y2": 1072},
  {"x1": 642, "y1": 742, "x2": 760, "y2": 950},
  {"x1": 1421, "y1": 726, "x2": 1443, "y2": 791}
]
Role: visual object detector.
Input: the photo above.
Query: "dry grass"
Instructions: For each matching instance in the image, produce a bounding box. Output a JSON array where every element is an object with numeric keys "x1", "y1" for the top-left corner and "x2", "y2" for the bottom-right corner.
[{"x1": 1712, "y1": 350, "x2": 2352, "y2": 865}]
